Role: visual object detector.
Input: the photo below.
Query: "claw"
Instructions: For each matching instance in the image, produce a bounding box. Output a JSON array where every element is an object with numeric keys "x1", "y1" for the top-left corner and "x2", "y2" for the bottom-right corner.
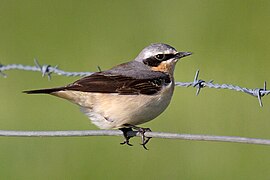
[
  {"x1": 120, "y1": 140, "x2": 133, "y2": 146},
  {"x1": 138, "y1": 127, "x2": 152, "y2": 150}
]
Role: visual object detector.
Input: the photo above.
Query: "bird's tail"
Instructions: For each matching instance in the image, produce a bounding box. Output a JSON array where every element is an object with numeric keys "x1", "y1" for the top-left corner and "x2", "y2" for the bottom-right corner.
[{"x1": 23, "y1": 87, "x2": 65, "y2": 94}]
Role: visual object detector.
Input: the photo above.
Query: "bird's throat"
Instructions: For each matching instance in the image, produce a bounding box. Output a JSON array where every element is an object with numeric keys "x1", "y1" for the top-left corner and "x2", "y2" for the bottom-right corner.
[{"x1": 151, "y1": 61, "x2": 176, "y2": 76}]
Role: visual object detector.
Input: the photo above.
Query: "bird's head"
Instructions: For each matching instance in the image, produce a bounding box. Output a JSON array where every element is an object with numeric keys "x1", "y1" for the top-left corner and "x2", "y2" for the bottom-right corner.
[{"x1": 134, "y1": 43, "x2": 192, "y2": 75}]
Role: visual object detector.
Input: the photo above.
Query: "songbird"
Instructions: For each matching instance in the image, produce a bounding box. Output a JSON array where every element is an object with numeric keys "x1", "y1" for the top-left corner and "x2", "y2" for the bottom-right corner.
[{"x1": 24, "y1": 43, "x2": 192, "y2": 149}]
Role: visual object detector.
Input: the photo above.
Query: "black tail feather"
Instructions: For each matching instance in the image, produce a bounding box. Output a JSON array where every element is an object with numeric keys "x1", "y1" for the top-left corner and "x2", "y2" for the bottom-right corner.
[{"x1": 23, "y1": 87, "x2": 65, "y2": 94}]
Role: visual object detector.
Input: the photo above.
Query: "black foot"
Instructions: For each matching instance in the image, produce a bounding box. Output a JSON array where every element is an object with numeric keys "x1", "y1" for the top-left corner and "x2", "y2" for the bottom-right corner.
[
  {"x1": 127, "y1": 125, "x2": 152, "y2": 150},
  {"x1": 119, "y1": 127, "x2": 133, "y2": 146},
  {"x1": 119, "y1": 125, "x2": 152, "y2": 149}
]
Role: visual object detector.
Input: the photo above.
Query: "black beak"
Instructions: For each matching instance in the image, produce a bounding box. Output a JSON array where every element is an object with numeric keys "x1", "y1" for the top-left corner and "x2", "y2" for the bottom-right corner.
[{"x1": 176, "y1": 52, "x2": 192, "y2": 59}]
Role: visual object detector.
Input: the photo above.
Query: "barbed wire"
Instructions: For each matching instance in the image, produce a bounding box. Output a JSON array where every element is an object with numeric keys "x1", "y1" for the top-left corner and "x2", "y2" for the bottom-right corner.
[
  {"x1": 0, "y1": 59, "x2": 93, "y2": 79},
  {"x1": 1, "y1": 59, "x2": 270, "y2": 106},
  {"x1": 0, "y1": 129, "x2": 270, "y2": 146}
]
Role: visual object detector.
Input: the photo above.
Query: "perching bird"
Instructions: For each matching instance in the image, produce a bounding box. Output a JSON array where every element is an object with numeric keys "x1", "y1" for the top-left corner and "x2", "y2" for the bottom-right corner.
[{"x1": 24, "y1": 43, "x2": 192, "y2": 149}]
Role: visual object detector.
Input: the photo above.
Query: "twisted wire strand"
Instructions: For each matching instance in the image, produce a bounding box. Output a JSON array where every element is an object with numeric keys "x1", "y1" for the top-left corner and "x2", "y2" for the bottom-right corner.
[{"x1": 1, "y1": 60, "x2": 269, "y2": 106}]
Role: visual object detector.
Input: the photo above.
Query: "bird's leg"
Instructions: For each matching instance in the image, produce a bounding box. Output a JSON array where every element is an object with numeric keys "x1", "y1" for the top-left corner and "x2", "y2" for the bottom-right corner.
[
  {"x1": 119, "y1": 127, "x2": 133, "y2": 146},
  {"x1": 129, "y1": 125, "x2": 152, "y2": 150}
]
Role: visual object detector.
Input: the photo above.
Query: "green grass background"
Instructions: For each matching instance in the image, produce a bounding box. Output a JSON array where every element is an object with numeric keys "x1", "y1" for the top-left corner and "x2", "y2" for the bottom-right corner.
[{"x1": 0, "y1": 0, "x2": 270, "y2": 179}]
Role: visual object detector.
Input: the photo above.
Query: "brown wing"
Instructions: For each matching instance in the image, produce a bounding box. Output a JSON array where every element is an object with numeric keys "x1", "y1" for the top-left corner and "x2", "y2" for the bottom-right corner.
[
  {"x1": 24, "y1": 61, "x2": 171, "y2": 95},
  {"x1": 65, "y1": 72, "x2": 171, "y2": 95}
]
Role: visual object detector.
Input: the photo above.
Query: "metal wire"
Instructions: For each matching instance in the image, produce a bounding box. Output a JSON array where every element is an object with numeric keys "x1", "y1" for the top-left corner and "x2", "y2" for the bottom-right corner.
[
  {"x1": 1, "y1": 60, "x2": 269, "y2": 106},
  {"x1": 0, "y1": 130, "x2": 269, "y2": 146},
  {"x1": 0, "y1": 59, "x2": 93, "y2": 80}
]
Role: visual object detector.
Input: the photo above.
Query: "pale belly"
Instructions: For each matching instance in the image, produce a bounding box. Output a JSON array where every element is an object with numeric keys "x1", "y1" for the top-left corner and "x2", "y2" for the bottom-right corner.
[{"x1": 54, "y1": 83, "x2": 174, "y2": 129}]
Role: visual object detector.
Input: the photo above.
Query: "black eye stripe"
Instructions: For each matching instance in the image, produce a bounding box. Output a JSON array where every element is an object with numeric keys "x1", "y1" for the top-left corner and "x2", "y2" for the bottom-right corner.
[
  {"x1": 143, "y1": 54, "x2": 176, "y2": 67},
  {"x1": 163, "y1": 54, "x2": 176, "y2": 60}
]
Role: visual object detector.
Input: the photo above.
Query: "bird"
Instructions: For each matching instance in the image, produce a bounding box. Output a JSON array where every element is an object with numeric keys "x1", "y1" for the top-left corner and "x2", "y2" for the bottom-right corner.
[{"x1": 24, "y1": 43, "x2": 192, "y2": 149}]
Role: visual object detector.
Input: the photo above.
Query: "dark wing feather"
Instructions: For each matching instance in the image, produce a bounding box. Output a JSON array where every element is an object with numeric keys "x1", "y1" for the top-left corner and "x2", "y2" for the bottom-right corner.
[{"x1": 65, "y1": 72, "x2": 171, "y2": 95}]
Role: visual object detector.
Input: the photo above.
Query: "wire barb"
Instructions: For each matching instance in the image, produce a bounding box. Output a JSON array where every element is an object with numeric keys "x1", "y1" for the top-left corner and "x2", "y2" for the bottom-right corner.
[
  {"x1": 251, "y1": 81, "x2": 268, "y2": 107},
  {"x1": 97, "y1": 66, "x2": 102, "y2": 72},
  {"x1": 191, "y1": 69, "x2": 205, "y2": 96},
  {"x1": 34, "y1": 59, "x2": 55, "y2": 80}
]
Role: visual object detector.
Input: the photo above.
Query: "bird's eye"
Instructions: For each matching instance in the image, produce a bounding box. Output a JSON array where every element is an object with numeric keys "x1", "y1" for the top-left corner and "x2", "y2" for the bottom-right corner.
[{"x1": 155, "y1": 54, "x2": 165, "y2": 60}]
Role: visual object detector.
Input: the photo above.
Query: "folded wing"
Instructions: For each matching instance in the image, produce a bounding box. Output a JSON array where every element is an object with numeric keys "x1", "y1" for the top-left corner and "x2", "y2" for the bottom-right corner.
[{"x1": 24, "y1": 71, "x2": 171, "y2": 96}]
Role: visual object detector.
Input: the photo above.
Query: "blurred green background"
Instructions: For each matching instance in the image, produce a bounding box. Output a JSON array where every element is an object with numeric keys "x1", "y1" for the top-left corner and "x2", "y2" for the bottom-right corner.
[{"x1": 0, "y1": 0, "x2": 270, "y2": 179}]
